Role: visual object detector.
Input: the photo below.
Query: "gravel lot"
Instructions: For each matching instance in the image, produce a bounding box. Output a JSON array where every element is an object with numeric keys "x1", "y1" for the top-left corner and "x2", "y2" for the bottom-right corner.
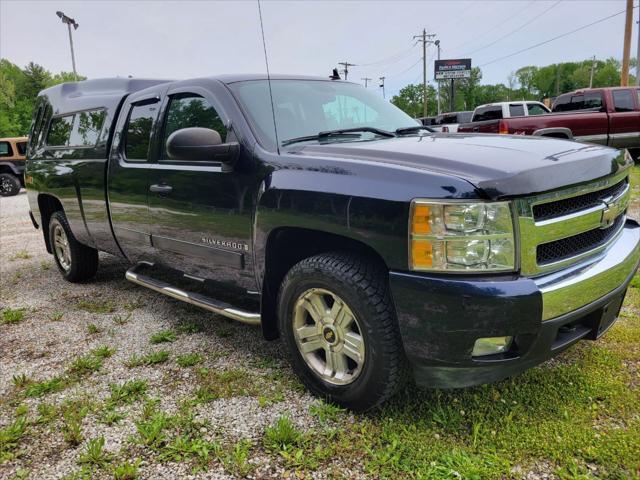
[
  {"x1": 0, "y1": 192, "x2": 350, "y2": 479},
  {"x1": 1, "y1": 180, "x2": 639, "y2": 480}
]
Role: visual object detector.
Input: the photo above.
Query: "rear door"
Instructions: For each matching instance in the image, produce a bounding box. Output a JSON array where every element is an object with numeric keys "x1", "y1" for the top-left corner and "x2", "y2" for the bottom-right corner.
[
  {"x1": 147, "y1": 84, "x2": 257, "y2": 291},
  {"x1": 609, "y1": 88, "x2": 640, "y2": 149},
  {"x1": 108, "y1": 85, "x2": 166, "y2": 262}
]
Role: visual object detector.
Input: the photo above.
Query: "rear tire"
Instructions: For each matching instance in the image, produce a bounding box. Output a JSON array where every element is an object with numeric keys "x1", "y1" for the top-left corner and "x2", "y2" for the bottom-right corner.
[
  {"x1": 277, "y1": 252, "x2": 408, "y2": 411},
  {"x1": 48, "y1": 211, "x2": 99, "y2": 282},
  {"x1": 0, "y1": 173, "x2": 20, "y2": 197}
]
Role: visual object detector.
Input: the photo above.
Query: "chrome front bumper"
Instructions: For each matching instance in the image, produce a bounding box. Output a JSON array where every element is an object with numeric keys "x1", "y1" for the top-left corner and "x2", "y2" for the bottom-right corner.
[{"x1": 535, "y1": 220, "x2": 640, "y2": 320}]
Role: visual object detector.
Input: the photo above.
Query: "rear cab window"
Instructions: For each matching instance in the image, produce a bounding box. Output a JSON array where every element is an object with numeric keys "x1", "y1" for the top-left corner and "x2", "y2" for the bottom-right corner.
[
  {"x1": 612, "y1": 89, "x2": 635, "y2": 112},
  {"x1": 124, "y1": 102, "x2": 159, "y2": 161},
  {"x1": 509, "y1": 104, "x2": 525, "y2": 117},
  {"x1": 16, "y1": 142, "x2": 27, "y2": 155},
  {"x1": 473, "y1": 106, "x2": 502, "y2": 122},
  {"x1": 46, "y1": 109, "x2": 106, "y2": 147}
]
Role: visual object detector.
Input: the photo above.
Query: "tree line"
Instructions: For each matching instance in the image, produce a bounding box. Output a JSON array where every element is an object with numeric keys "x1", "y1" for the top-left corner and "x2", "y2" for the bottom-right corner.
[
  {"x1": 391, "y1": 57, "x2": 637, "y2": 118},
  {"x1": 0, "y1": 59, "x2": 85, "y2": 137}
]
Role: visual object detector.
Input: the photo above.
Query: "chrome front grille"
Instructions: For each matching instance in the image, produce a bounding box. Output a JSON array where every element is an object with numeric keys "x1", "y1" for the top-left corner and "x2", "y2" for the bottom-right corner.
[
  {"x1": 516, "y1": 170, "x2": 631, "y2": 277},
  {"x1": 532, "y1": 178, "x2": 628, "y2": 221}
]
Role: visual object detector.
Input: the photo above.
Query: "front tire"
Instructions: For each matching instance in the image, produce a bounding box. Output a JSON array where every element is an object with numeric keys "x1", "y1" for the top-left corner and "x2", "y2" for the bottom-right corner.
[
  {"x1": 48, "y1": 211, "x2": 99, "y2": 282},
  {"x1": 0, "y1": 173, "x2": 21, "y2": 197},
  {"x1": 277, "y1": 252, "x2": 408, "y2": 411}
]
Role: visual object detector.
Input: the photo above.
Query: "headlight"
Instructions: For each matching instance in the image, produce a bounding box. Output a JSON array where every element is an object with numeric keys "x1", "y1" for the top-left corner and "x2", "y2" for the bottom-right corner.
[{"x1": 409, "y1": 200, "x2": 516, "y2": 272}]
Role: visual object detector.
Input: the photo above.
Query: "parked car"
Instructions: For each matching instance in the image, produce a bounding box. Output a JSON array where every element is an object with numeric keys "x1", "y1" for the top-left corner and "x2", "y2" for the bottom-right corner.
[
  {"x1": 458, "y1": 87, "x2": 640, "y2": 159},
  {"x1": 26, "y1": 76, "x2": 639, "y2": 411},
  {"x1": 470, "y1": 101, "x2": 550, "y2": 122},
  {"x1": 416, "y1": 116, "x2": 437, "y2": 126},
  {"x1": 0, "y1": 136, "x2": 27, "y2": 196},
  {"x1": 430, "y1": 111, "x2": 473, "y2": 133}
]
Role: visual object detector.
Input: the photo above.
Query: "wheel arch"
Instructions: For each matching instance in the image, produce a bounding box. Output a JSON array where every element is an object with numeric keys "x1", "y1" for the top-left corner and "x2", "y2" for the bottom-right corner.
[
  {"x1": 259, "y1": 226, "x2": 389, "y2": 341},
  {"x1": 37, "y1": 193, "x2": 64, "y2": 253},
  {"x1": 532, "y1": 127, "x2": 573, "y2": 139}
]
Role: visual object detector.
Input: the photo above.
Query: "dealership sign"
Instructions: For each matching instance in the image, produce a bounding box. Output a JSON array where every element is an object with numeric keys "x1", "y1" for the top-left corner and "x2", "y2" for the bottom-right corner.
[{"x1": 434, "y1": 59, "x2": 472, "y2": 80}]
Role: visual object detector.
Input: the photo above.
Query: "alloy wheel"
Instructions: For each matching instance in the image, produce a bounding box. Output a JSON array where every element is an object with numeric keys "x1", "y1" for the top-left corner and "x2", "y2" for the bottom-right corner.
[
  {"x1": 292, "y1": 288, "x2": 365, "y2": 385},
  {"x1": 53, "y1": 224, "x2": 71, "y2": 271}
]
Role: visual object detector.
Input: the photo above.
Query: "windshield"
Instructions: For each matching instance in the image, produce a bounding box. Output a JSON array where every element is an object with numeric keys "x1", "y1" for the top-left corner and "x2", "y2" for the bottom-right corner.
[{"x1": 229, "y1": 79, "x2": 419, "y2": 151}]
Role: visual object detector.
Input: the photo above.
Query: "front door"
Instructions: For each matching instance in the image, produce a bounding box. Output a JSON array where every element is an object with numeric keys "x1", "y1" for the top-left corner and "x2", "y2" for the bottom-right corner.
[
  {"x1": 108, "y1": 87, "x2": 165, "y2": 263},
  {"x1": 148, "y1": 86, "x2": 257, "y2": 291}
]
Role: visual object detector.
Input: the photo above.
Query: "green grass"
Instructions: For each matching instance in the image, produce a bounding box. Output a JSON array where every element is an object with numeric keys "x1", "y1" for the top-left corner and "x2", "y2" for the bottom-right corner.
[
  {"x1": 76, "y1": 299, "x2": 115, "y2": 314},
  {"x1": 24, "y1": 377, "x2": 66, "y2": 398},
  {"x1": 176, "y1": 353, "x2": 203, "y2": 368},
  {"x1": 1, "y1": 307, "x2": 25, "y2": 324},
  {"x1": 67, "y1": 355, "x2": 103, "y2": 376},
  {"x1": 78, "y1": 436, "x2": 111, "y2": 468},
  {"x1": 0, "y1": 417, "x2": 28, "y2": 462},
  {"x1": 86, "y1": 323, "x2": 101, "y2": 334},
  {"x1": 112, "y1": 459, "x2": 141, "y2": 480},
  {"x1": 263, "y1": 416, "x2": 302, "y2": 452},
  {"x1": 107, "y1": 380, "x2": 148, "y2": 405},
  {"x1": 50, "y1": 311, "x2": 64, "y2": 322},
  {"x1": 9, "y1": 250, "x2": 31, "y2": 261},
  {"x1": 125, "y1": 350, "x2": 170, "y2": 368},
  {"x1": 149, "y1": 329, "x2": 176, "y2": 344}
]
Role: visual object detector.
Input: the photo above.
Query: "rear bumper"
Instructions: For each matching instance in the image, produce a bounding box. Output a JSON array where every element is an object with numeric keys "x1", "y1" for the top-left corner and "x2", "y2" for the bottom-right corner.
[{"x1": 390, "y1": 219, "x2": 640, "y2": 388}]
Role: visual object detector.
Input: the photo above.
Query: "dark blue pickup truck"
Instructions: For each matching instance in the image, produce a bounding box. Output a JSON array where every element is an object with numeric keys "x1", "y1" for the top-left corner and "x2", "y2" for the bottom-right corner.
[{"x1": 25, "y1": 75, "x2": 639, "y2": 410}]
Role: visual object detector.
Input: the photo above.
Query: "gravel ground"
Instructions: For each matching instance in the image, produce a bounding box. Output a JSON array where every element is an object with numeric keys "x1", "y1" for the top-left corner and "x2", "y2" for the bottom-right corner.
[
  {"x1": 0, "y1": 192, "x2": 356, "y2": 479},
  {"x1": 1, "y1": 182, "x2": 639, "y2": 480}
]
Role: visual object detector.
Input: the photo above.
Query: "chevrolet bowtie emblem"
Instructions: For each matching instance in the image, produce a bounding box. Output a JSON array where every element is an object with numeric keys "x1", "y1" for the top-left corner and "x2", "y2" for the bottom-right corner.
[{"x1": 601, "y1": 204, "x2": 616, "y2": 228}]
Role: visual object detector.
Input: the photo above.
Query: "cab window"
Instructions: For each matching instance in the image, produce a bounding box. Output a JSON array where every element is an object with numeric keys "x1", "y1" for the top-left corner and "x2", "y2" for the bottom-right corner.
[
  {"x1": 47, "y1": 115, "x2": 74, "y2": 146},
  {"x1": 162, "y1": 95, "x2": 227, "y2": 159},
  {"x1": 69, "y1": 110, "x2": 106, "y2": 146},
  {"x1": 527, "y1": 103, "x2": 548, "y2": 116},
  {"x1": 0, "y1": 141, "x2": 12, "y2": 157},
  {"x1": 508, "y1": 104, "x2": 525, "y2": 117},
  {"x1": 473, "y1": 106, "x2": 502, "y2": 122},
  {"x1": 613, "y1": 90, "x2": 634, "y2": 112},
  {"x1": 125, "y1": 102, "x2": 158, "y2": 161},
  {"x1": 16, "y1": 142, "x2": 26, "y2": 155}
]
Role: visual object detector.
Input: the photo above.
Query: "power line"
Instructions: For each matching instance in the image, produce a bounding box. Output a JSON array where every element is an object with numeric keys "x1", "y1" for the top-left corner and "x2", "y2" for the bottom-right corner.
[
  {"x1": 358, "y1": 42, "x2": 418, "y2": 67},
  {"x1": 479, "y1": 5, "x2": 639, "y2": 68},
  {"x1": 465, "y1": 0, "x2": 562, "y2": 57},
  {"x1": 448, "y1": 0, "x2": 536, "y2": 54}
]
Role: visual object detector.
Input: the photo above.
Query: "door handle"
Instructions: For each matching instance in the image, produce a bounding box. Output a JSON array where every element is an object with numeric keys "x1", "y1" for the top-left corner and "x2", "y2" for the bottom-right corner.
[{"x1": 149, "y1": 184, "x2": 173, "y2": 195}]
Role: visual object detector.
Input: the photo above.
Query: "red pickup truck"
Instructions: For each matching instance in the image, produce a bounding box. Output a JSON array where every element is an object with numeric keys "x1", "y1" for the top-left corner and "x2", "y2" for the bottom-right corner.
[{"x1": 457, "y1": 87, "x2": 640, "y2": 158}]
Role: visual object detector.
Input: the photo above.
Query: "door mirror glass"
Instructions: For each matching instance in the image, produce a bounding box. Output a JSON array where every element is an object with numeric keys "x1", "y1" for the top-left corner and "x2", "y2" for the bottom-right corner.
[{"x1": 166, "y1": 127, "x2": 238, "y2": 163}]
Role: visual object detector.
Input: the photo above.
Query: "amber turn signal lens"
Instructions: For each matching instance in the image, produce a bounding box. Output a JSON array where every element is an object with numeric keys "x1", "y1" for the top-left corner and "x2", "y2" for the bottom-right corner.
[
  {"x1": 412, "y1": 204, "x2": 431, "y2": 234},
  {"x1": 411, "y1": 240, "x2": 433, "y2": 268}
]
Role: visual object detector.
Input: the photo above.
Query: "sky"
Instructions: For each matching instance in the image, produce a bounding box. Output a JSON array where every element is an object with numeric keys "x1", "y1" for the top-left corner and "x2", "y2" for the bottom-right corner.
[{"x1": 1, "y1": 0, "x2": 638, "y2": 99}]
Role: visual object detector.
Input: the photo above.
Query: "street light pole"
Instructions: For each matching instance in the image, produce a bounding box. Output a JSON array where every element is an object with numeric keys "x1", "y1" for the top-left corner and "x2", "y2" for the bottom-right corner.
[
  {"x1": 56, "y1": 11, "x2": 79, "y2": 81},
  {"x1": 379, "y1": 76, "x2": 385, "y2": 99}
]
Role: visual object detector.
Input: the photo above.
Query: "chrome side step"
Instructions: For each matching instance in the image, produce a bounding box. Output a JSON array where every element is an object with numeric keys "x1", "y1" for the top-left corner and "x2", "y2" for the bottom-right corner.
[{"x1": 125, "y1": 262, "x2": 261, "y2": 326}]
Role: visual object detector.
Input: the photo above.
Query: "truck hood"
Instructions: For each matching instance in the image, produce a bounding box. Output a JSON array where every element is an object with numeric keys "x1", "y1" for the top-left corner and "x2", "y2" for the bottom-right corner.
[{"x1": 293, "y1": 133, "x2": 630, "y2": 199}]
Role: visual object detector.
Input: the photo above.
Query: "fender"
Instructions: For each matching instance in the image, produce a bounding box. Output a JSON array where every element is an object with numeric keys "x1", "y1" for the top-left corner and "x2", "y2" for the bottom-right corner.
[
  {"x1": 0, "y1": 161, "x2": 25, "y2": 176},
  {"x1": 532, "y1": 127, "x2": 574, "y2": 139}
]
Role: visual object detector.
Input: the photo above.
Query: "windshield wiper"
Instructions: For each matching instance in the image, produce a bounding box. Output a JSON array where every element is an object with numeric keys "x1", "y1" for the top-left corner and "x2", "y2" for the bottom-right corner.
[
  {"x1": 281, "y1": 127, "x2": 396, "y2": 147},
  {"x1": 395, "y1": 125, "x2": 435, "y2": 135}
]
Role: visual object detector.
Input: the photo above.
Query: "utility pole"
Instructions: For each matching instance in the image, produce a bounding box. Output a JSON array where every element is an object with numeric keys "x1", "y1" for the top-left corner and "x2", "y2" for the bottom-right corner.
[
  {"x1": 621, "y1": 0, "x2": 633, "y2": 86},
  {"x1": 379, "y1": 76, "x2": 386, "y2": 99},
  {"x1": 361, "y1": 77, "x2": 372, "y2": 87},
  {"x1": 56, "y1": 11, "x2": 79, "y2": 81},
  {"x1": 435, "y1": 40, "x2": 441, "y2": 115},
  {"x1": 636, "y1": 2, "x2": 639, "y2": 86},
  {"x1": 338, "y1": 61, "x2": 356, "y2": 81},
  {"x1": 413, "y1": 29, "x2": 437, "y2": 117},
  {"x1": 589, "y1": 55, "x2": 596, "y2": 88}
]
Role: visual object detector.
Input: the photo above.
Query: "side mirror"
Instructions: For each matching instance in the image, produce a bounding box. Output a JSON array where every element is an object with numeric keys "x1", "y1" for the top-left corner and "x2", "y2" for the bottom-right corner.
[{"x1": 166, "y1": 127, "x2": 239, "y2": 164}]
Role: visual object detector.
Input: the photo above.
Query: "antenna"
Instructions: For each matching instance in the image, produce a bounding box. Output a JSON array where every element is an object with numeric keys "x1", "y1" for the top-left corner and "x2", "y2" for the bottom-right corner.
[{"x1": 257, "y1": 0, "x2": 280, "y2": 154}]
